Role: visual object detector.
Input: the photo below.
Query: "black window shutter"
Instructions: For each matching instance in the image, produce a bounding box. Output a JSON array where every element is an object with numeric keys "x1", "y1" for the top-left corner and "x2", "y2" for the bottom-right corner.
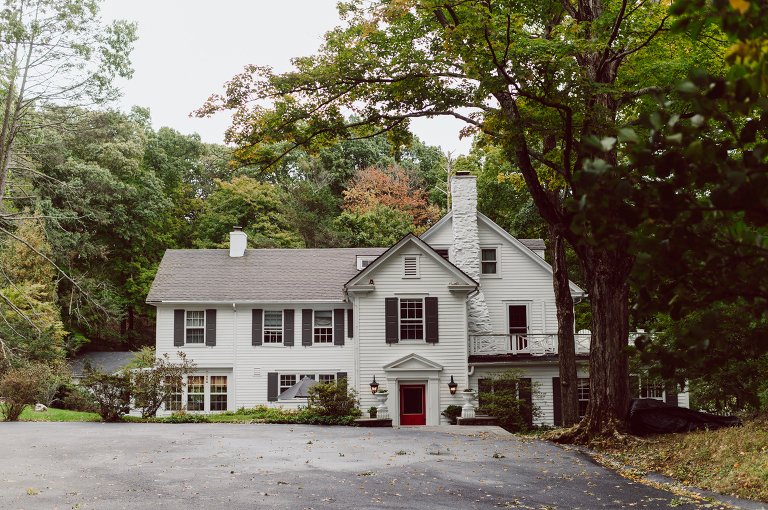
[
  {"x1": 252, "y1": 309, "x2": 263, "y2": 346},
  {"x1": 347, "y1": 309, "x2": 353, "y2": 338},
  {"x1": 553, "y1": 377, "x2": 562, "y2": 427},
  {"x1": 284, "y1": 309, "x2": 294, "y2": 347},
  {"x1": 425, "y1": 296, "x2": 438, "y2": 343},
  {"x1": 333, "y1": 309, "x2": 345, "y2": 345},
  {"x1": 205, "y1": 309, "x2": 217, "y2": 346},
  {"x1": 174, "y1": 309, "x2": 184, "y2": 346},
  {"x1": 336, "y1": 372, "x2": 347, "y2": 390},
  {"x1": 520, "y1": 378, "x2": 533, "y2": 427},
  {"x1": 267, "y1": 372, "x2": 279, "y2": 402},
  {"x1": 385, "y1": 297, "x2": 398, "y2": 343},
  {"x1": 302, "y1": 309, "x2": 313, "y2": 346}
]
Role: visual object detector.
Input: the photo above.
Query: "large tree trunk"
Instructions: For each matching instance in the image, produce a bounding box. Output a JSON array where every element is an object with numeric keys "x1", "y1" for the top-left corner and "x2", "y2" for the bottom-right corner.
[
  {"x1": 549, "y1": 223, "x2": 579, "y2": 427},
  {"x1": 548, "y1": 245, "x2": 635, "y2": 444}
]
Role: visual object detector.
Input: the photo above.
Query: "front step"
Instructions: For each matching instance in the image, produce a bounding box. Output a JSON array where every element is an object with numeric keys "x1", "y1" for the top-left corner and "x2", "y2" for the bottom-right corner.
[{"x1": 456, "y1": 415, "x2": 499, "y2": 426}]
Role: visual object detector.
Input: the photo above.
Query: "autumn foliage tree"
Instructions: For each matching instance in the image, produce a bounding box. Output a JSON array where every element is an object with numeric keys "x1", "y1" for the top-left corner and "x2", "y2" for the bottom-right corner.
[{"x1": 342, "y1": 165, "x2": 441, "y2": 230}]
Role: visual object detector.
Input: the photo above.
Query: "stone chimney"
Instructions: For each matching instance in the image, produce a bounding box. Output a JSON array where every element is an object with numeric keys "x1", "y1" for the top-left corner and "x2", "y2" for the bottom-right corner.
[
  {"x1": 230, "y1": 226, "x2": 247, "y2": 257},
  {"x1": 451, "y1": 172, "x2": 493, "y2": 335}
]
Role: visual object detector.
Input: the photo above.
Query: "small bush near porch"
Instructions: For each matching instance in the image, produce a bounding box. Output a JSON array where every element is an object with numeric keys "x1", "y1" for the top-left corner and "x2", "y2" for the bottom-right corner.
[{"x1": 478, "y1": 369, "x2": 543, "y2": 433}]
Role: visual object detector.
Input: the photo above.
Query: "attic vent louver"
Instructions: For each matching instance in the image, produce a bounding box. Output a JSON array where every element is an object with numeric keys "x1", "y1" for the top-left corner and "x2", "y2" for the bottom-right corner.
[{"x1": 404, "y1": 256, "x2": 418, "y2": 277}]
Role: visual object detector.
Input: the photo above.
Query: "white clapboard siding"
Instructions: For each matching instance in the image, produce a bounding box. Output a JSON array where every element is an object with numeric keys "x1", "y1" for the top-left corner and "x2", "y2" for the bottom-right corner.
[
  {"x1": 155, "y1": 305, "x2": 235, "y2": 368},
  {"x1": 477, "y1": 221, "x2": 560, "y2": 334},
  {"x1": 233, "y1": 303, "x2": 354, "y2": 409},
  {"x1": 355, "y1": 241, "x2": 470, "y2": 425}
]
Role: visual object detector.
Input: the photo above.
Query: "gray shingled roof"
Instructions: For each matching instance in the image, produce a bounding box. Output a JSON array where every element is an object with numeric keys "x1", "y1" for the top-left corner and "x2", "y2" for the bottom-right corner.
[
  {"x1": 146, "y1": 248, "x2": 388, "y2": 303},
  {"x1": 519, "y1": 239, "x2": 546, "y2": 251},
  {"x1": 71, "y1": 351, "x2": 136, "y2": 377}
]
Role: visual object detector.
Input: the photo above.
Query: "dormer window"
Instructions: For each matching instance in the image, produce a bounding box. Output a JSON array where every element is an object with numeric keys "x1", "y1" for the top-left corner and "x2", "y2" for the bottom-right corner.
[
  {"x1": 403, "y1": 255, "x2": 420, "y2": 278},
  {"x1": 357, "y1": 256, "x2": 377, "y2": 270}
]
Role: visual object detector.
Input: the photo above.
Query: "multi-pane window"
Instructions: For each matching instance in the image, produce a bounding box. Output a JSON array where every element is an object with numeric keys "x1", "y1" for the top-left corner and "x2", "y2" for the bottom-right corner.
[
  {"x1": 577, "y1": 378, "x2": 590, "y2": 419},
  {"x1": 165, "y1": 377, "x2": 182, "y2": 411},
  {"x1": 319, "y1": 374, "x2": 335, "y2": 384},
  {"x1": 280, "y1": 374, "x2": 297, "y2": 394},
  {"x1": 400, "y1": 299, "x2": 424, "y2": 340},
  {"x1": 210, "y1": 376, "x2": 227, "y2": 411},
  {"x1": 263, "y1": 311, "x2": 283, "y2": 343},
  {"x1": 481, "y1": 249, "x2": 497, "y2": 274},
  {"x1": 186, "y1": 311, "x2": 205, "y2": 344},
  {"x1": 314, "y1": 311, "x2": 333, "y2": 343},
  {"x1": 187, "y1": 376, "x2": 205, "y2": 411}
]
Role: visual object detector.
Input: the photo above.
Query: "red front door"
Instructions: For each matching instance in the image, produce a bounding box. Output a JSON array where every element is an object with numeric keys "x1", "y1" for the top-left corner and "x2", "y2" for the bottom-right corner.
[{"x1": 400, "y1": 385, "x2": 426, "y2": 425}]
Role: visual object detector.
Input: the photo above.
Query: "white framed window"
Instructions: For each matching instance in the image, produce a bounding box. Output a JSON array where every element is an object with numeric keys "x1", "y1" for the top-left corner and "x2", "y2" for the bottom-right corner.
[
  {"x1": 402, "y1": 254, "x2": 420, "y2": 278},
  {"x1": 165, "y1": 377, "x2": 182, "y2": 411},
  {"x1": 357, "y1": 255, "x2": 377, "y2": 270},
  {"x1": 314, "y1": 310, "x2": 333, "y2": 343},
  {"x1": 187, "y1": 375, "x2": 205, "y2": 411},
  {"x1": 186, "y1": 311, "x2": 205, "y2": 344},
  {"x1": 400, "y1": 298, "x2": 424, "y2": 340},
  {"x1": 280, "y1": 374, "x2": 297, "y2": 394},
  {"x1": 210, "y1": 376, "x2": 228, "y2": 411},
  {"x1": 263, "y1": 311, "x2": 283, "y2": 343},
  {"x1": 481, "y1": 248, "x2": 498, "y2": 275},
  {"x1": 319, "y1": 374, "x2": 335, "y2": 384}
]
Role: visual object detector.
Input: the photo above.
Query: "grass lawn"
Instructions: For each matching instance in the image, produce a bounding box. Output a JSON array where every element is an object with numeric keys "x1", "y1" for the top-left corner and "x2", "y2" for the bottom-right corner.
[
  {"x1": 17, "y1": 407, "x2": 101, "y2": 422},
  {"x1": 591, "y1": 419, "x2": 768, "y2": 503}
]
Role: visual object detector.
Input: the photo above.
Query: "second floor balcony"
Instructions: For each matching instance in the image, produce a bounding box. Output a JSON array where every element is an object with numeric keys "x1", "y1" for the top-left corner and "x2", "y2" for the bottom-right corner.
[{"x1": 469, "y1": 331, "x2": 592, "y2": 356}]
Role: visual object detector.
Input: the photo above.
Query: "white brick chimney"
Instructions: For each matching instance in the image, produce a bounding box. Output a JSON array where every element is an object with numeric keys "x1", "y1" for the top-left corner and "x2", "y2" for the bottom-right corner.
[
  {"x1": 230, "y1": 226, "x2": 247, "y2": 257},
  {"x1": 451, "y1": 173, "x2": 493, "y2": 335}
]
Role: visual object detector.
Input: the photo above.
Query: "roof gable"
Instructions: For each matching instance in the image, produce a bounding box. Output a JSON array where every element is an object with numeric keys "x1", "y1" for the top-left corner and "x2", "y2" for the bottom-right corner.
[
  {"x1": 345, "y1": 233, "x2": 477, "y2": 288},
  {"x1": 420, "y1": 211, "x2": 585, "y2": 297}
]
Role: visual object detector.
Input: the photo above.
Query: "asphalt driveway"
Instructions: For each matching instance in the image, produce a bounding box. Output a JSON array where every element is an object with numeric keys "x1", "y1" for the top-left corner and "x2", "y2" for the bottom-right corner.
[{"x1": 0, "y1": 423, "x2": 754, "y2": 509}]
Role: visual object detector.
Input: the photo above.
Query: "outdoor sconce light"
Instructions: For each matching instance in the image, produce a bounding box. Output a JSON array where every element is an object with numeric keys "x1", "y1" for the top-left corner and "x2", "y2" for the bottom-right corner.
[
  {"x1": 370, "y1": 376, "x2": 379, "y2": 394},
  {"x1": 448, "y1": 375, "x2": 458, "y2": 395}
]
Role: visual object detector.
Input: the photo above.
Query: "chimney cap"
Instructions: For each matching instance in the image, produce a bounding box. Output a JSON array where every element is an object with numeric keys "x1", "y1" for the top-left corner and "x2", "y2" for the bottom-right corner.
[
  {"x1": 455, "y1": 171, "x2": 470, "y2": 176},
  {"x1": 233, "y1": 226, "x2": 243, "y2": 231}
]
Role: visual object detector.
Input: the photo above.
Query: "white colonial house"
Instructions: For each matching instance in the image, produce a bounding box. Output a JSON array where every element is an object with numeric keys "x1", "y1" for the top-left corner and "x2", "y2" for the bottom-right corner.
[{"x1": 146, "y1": 173, "x2": 688, "y2": 426}]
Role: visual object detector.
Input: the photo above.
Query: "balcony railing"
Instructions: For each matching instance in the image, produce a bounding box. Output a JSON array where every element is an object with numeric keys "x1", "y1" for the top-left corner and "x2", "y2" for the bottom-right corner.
[
  {"x1": 469, "y1": 330, "x2": 651, "y2": 356},
  {"x1": 469, "y1": 331, "x2": 592, "y2": 356}
]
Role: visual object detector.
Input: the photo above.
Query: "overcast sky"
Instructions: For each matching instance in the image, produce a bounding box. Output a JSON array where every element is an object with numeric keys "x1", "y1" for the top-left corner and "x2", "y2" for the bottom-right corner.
[{"x1": 99, "y1": 0, "x2": 473, "y2": 155}]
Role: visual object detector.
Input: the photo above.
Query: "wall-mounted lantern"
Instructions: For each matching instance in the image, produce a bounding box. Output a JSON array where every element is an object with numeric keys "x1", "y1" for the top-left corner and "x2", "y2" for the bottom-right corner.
[
  {"x1": 448, "y1": 375, "x2": 458, "y2": 395},
  {"x1": 370, "y1": 376, "x2": 379, "y2": 394}
]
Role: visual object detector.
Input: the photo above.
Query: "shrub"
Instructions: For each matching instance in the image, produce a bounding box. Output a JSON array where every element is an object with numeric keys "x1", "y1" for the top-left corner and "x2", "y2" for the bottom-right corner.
[
  {"x1": 307, "y1": 378, "x2": 361, "y2": 417},
  {"x1": 0, "y1": 365, "x2": 43, "y2": 421},
  {"x1": 80, "y1": 367, "x2": 132, "y2": 422},
  {"x1": 441, "y1": 405, "x2": 463, "y2": 423},
  {"x1": 132, "y1": 351, "x2": 196, "y2": 418},
  {"x1": 161, "y1": 411, "x2": 210, "y2": 423},
  {"x1": 34, "y1": 360, "x2": 72, "y2": 408},
  {"x1": 478, "y1": 369, "x2": 543, "y2": 433},
  {"x1": 60, "y1": 386, "x2": 97, "y2": 414}
]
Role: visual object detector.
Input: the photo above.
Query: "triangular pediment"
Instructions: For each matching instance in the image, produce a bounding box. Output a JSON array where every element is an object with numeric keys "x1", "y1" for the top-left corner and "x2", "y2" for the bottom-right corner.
[{"x1": 382, "y1": 353, "x2": 444, "y2": 372}]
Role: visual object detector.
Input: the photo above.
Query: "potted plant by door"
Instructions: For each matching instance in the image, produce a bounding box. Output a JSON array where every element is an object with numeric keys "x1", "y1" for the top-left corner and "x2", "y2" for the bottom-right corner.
[{"x1": 368, "y1": 406, "x2": 378, "y2": 419}]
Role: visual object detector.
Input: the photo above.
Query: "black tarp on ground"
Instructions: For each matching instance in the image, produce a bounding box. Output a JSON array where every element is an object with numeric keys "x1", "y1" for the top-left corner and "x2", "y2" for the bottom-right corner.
[{"x1": 626, "y1": 398, "x2": 742, "y2": 436}]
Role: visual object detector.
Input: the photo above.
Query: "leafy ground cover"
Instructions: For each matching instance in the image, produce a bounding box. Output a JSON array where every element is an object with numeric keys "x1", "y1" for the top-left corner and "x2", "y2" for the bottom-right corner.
[{"x1": 590, "y1": 419, "x2": 768, "y2": 503}]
